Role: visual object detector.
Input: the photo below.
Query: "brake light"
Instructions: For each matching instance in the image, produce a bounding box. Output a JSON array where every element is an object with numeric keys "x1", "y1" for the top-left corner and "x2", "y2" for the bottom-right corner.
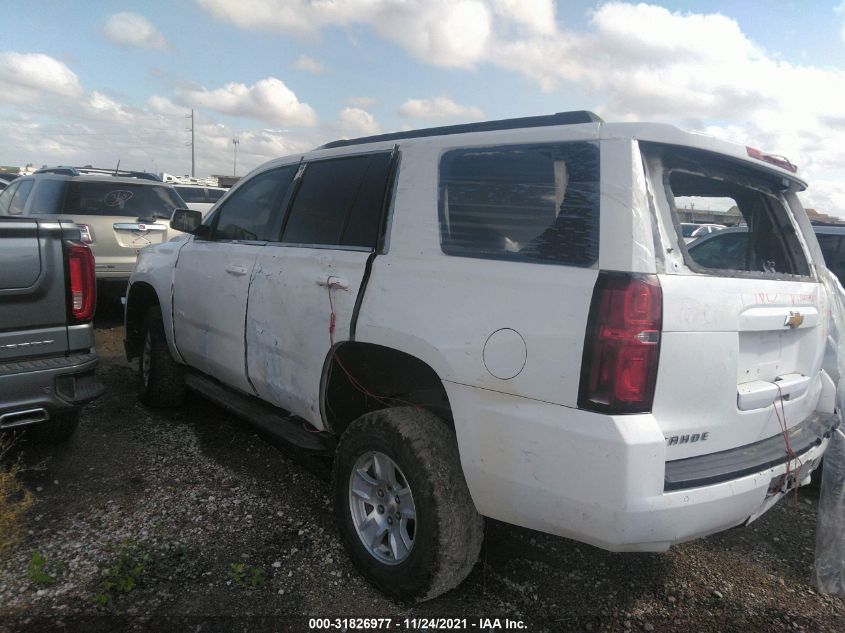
[
  {"x1": 578, "y1": 272, "x2": 662, "y2": 414},
  {"x1": 66, "y1": 241, "x2": 96, "y2": 323},
  {"x1": 746, "y1": 146, "x2": 798, "y2": 173}
]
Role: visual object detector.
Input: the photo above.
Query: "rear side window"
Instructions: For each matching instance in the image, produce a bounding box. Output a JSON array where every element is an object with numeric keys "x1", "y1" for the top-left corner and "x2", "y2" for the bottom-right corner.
[
  {"x1": 63, "y1": 182, "x2": 184, "y2": 218},
  {"x1": 0, "y1": 182, "x2": 18, "y2": 214},
  {"x1": 207, "y1": 188, "x2": 225, "y2": 202},
  {"x1": 8, "y1": 180, "x2": 34, "y2": 216},
  {"x1": 688, "y1": 231, "x2": 749, "y2": 270},
  {"x1": 212, "y1": 166, "x2": 296, "y2": 241},
  {"x1": 174, "y1": 186, "x2": 206, "y2": 203},
  {"x1": 438, "y1": 142, "x2": 600, "y2": 266},
  {"x1": 281, "y1": 152, "x2": 392, "y2": 248},
  {"x1": 28, "y1": 180, "x2": 66, "y2": 215}
]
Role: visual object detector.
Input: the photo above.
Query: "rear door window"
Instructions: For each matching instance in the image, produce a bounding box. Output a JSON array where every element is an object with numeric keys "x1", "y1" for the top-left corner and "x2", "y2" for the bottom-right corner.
[
  {"x1": 212, "y1": 166, "x2": 296, "y2": 241},
  {"x1": 438, "y1": 142, "x2": 600, "y2": 266},
  {"x1": 648, "y1": 145, "x2": 810, "y2": 278},
  {"x1": 281, "y1": 152, "x2": 392, "y2": 248},
  {"x1": 63, "y1": 182, "x2": 184, "y2": 218}
]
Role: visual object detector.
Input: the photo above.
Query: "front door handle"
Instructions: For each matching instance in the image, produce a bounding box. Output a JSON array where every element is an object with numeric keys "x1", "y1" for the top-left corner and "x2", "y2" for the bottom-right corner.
[{"x1": 225, "y1": 264, "x2": 248, "y2": 276}]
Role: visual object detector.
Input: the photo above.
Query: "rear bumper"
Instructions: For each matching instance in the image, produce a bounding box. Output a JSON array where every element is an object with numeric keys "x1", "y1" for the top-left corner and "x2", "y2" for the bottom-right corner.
[
  {"x1": 665, "y1": 412, "x2": 837, "y2": 490},
  {"x1": 0, "y1": 352, "x2": 104, "y2": 428},
  {"x1": 447, "y1": 382, "x2": 835, "y2": 552}
]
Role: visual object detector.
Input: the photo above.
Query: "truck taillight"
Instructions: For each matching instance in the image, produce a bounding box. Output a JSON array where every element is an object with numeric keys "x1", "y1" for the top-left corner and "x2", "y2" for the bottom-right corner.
[
  {"x1": 578, "y1": 272, "x2": 662, "y2": 414},
  {"x1": 66, "y1": 241, "x2": 96, "y2": 323}
]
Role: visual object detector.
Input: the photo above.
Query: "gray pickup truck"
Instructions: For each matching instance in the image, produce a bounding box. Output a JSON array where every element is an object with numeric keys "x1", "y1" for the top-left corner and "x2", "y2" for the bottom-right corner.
[{"x1": 0, "y1": 217, "x2": 103, "y2": 441}]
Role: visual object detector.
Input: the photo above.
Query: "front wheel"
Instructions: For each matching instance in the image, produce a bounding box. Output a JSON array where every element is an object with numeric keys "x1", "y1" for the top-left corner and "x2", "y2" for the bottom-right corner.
[
  {"x1": 139, "y1": 307, "x2": 185, "y2": 408},
  {"x1": 333, "y1": 407, "x2": 483, "y2": 601}
]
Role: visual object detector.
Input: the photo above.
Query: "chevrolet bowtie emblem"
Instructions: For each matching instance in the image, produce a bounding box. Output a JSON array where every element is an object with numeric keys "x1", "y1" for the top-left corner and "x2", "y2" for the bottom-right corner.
[{"x1": 785, "y1": 311, "x2": 804, "y2": 329}]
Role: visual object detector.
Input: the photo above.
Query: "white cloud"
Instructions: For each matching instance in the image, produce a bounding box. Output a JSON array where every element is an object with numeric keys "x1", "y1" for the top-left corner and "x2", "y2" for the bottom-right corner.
[
  {"x1": 336, "y1": 107, "x2": 381, "y2": 136},
  {"x1": 198, "y1": 0, "x2": 492, "y2": 68},
  {"x1": 291, "y1": 54, "x2": 325, "y2": 74},
  {"x1": 0, "y1": 52, "x2": 82, "y2": 103},
  {"x1": 348, "y1": 96, "x2": 377, "y2": 108},
  {"x1": 398, "y1": 96, "x2": 484, "y2": 120},
  {"x1": 175, "y1": 77, "x2": 317, "y2": 126},
  {"x1": 491, "y1": 0, "x2": 555, "y2": 35},
  {"x1": 103, "y1": 12, "x2": 169, "y2": 51},
  {"x1": 373, "y1": 1, "x2": 492, "y2": 68},
  {"x1": 146, "y1": 95, "x2": 186, "y2": 117}
]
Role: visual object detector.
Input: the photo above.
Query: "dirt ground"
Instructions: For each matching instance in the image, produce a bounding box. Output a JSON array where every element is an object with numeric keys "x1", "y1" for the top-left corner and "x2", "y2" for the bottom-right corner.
[{"x1": 1, "y1": 303, "x2": 844, "y2": 632}]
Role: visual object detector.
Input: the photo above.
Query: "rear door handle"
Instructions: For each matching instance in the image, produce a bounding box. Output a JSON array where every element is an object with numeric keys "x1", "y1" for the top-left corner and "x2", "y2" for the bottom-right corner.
[
  {"x1": 225, "y1": 264, "x2": 248, "y2": 276},
  {"x1": 317, "y1": 276, "x2": 349, "y2": 290}
]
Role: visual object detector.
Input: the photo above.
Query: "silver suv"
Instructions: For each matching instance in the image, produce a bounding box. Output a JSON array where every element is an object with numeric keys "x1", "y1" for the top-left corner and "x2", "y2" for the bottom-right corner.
[{"x1": 0, "y1": 166, "x2": 187, "y2": 293}]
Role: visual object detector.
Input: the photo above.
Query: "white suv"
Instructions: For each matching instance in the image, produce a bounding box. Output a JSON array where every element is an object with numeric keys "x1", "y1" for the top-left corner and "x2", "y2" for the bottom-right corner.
[{"x1": 124, "y1": 111, "x2": 837, "y2": 601}]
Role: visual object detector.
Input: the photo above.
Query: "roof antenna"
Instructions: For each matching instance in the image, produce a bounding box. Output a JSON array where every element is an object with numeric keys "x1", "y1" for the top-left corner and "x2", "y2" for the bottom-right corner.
[{"x1": 114, "y1": 160, "x2": 120, "y2": 175}]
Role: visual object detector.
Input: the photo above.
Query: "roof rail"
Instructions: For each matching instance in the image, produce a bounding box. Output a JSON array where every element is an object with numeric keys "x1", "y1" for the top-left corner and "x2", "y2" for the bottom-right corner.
[
  {"x1": 318, "y1": 110, "x2": 603, "y2": 150},
  {"x1": 34, "y1": 166, "x2": 161, "y2": 181}
]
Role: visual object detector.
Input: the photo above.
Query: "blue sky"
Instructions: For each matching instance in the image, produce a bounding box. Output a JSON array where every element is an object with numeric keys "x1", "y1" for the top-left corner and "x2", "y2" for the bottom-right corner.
[{"x1": 2, "y1": 1, "x2": 845, "y2": 213}]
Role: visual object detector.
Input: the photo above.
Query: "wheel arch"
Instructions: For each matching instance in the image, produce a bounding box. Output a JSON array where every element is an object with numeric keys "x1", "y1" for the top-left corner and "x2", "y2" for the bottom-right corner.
[
  {"x1": 321, "y1": 341, "x2": 453, "y2": 436},
  {"x1": 124, "y1": 282, "x2": 160, "y2": 361}
]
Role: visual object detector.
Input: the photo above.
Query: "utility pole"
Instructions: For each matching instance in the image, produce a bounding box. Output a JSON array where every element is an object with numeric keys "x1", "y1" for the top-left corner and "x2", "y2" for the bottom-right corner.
[
  {"x1": 186, "y1": 109, "x2": 195, "y2": 177},
  {"x1": 232, "y1": 137, "x2": 239, "y2": 176}
]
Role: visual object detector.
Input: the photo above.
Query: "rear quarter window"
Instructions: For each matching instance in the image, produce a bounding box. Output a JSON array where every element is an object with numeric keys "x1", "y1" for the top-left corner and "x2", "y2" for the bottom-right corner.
[{"x1": 438, "y1": 142, "x2": 600, "y2": 266}]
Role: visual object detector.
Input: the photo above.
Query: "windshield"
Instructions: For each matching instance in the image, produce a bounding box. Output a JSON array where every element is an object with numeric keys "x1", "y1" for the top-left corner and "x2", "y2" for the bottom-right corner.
[
  {"x1": 680, "y1": 223, "x2": 697, "y2": 237},
  {"x1": 63, "y1": 181, "x2": 185, "y2": 218}
]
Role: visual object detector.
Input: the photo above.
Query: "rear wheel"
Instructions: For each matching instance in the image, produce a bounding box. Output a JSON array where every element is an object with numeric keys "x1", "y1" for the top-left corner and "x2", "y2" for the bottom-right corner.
[
  {"x1": 333, "y1": 407, "x2": 483, "y2": 601},
  {"x1": 139, "y1": 307, "x2": 185, "y2": 407}
]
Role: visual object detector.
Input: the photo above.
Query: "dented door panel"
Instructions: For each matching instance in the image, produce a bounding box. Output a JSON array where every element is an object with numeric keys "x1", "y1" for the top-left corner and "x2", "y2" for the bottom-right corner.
[{"x1": 246, "y1": 245, "x2": 370, "y2": 427}]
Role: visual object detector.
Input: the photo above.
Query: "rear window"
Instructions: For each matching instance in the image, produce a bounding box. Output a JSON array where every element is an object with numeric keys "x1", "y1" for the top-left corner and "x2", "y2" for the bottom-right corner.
[
  {"x1": 438, "y1": 142, "x2": 600, "y2": 266},
  {"x1": 649, "y1": 145, "x2": 810, "y2": 278},
  {"x1": 63, "y1": 182, "x2": 184, "y2": 218}
]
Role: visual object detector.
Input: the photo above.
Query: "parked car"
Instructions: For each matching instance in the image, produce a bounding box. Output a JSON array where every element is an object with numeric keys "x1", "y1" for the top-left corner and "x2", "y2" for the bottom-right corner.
[
  {"x1": 688, "y1": 224, "x2": 845, "y2": 284},
  {"x1": 124, "y1": 111, "x2": 836, "y2": 601},
  {"x1": 0, "y1": 167, "x2": 188, "y2": 295},
  {"x1": 172, "y1": 184, "x2": 227, "y2": 215},
  {"x1": 680, "y1": 222, "x2": 726, "y2": 243},
  {"x1": 0, "y1": 216, "x2": 102, "y2": 441}
]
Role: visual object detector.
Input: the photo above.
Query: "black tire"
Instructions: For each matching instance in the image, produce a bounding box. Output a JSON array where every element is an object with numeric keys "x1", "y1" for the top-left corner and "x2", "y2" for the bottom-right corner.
[
  {"x1": 333, "y1": 407, "x2": 484, "y2": 602},
  {"x1": 29, "y1": 410, "x2": 80, "y2": 443},
  {"x1": 139, "y1": 307, "x2": 185, "y2": 407}
]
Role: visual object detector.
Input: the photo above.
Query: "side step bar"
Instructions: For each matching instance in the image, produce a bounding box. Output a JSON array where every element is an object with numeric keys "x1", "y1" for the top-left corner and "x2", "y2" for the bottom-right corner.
[{"x1": 184, "y1": 372, "x2": 335, "y2": 454}]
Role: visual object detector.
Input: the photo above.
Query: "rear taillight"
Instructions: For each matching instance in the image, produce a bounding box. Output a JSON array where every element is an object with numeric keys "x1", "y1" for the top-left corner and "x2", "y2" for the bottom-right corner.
[
  {"x1": 578, "y1": 272, "x2": 662, "y2": 414},
  {"x1": 66, "y1": 241, "x2": 96, "y2": 323}
]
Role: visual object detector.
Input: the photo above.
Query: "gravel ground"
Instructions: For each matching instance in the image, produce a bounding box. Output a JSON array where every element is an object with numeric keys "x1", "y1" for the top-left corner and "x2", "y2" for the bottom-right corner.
[{"x1": 1, "y1": 305, "x2": 844, "y2": 632}]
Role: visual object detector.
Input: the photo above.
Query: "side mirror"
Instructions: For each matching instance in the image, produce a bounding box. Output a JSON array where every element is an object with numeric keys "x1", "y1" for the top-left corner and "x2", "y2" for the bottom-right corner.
[{"x1": 170, "y1": 208, "x2": 203, "y2": 234}]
